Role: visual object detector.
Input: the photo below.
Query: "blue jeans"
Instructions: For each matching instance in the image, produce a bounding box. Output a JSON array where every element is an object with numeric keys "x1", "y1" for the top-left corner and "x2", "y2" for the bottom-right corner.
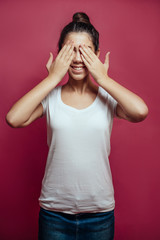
[{"x1": 38, "y1": 207, "x2": 115, "y2": 240}]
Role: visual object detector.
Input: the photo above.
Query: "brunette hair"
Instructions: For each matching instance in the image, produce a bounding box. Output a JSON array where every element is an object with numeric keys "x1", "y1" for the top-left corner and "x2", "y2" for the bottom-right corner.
[{"x1": 58, "y1": 12, "x2": 99, "y2": 52}]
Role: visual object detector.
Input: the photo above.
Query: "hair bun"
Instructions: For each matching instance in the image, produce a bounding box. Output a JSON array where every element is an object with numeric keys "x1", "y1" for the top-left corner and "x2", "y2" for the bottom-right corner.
[{"x1": 72, "y1": 12, "x2": 91, "y2": 24}]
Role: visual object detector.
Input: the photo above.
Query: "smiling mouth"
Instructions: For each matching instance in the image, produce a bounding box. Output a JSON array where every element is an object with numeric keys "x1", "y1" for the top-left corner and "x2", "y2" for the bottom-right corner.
[{"x1": 71, "y1": 66, "x2": 86, "y2": 70}]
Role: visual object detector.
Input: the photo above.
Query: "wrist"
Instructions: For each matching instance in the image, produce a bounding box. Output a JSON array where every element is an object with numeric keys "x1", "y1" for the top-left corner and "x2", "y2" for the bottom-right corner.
[
  {"x1": 47, "y1": 73, "x2": 61, "y2": 84},
  {"x1": 96, "y1": 74, "x2": 110, "y2": 86}
]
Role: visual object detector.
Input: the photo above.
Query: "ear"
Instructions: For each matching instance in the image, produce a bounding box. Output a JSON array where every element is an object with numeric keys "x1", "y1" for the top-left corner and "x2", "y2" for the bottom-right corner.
[{"x1": 95, "y1": 48, "x2": 100, "y2": 58}]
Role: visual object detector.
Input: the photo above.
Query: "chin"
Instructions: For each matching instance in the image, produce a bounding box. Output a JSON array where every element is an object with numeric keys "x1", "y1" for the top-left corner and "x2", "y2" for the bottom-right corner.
[
  {"x1": 68, "y1": 68, "x2": 89, "y2": 81},
  {"x1": 69, "y1": 75, "x2": 88, "y2": 81}
]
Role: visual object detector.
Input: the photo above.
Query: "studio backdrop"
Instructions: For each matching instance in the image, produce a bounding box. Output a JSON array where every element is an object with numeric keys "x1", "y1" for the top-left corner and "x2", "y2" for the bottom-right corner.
[{"x1": 0, "y1": 0, "x2": 160, "y2": 239}]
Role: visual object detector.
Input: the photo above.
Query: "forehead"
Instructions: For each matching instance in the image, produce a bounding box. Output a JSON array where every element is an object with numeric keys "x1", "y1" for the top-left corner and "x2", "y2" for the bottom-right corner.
[{"x1": 64, "y1": 32, "x2": 94, "y2": 47}]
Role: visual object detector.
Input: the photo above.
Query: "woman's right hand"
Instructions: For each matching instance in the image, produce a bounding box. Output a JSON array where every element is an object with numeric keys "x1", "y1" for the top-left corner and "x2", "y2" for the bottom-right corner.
[
  {"x1": 6, "y1": 41, "x2": 74, "y2": 128},
  {"x1": 46, "y1": 40, "x2": 74, "y2": 82}
]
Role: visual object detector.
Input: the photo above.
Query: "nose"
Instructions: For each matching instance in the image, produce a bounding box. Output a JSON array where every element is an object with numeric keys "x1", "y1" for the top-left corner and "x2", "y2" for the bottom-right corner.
[{"x1": 73, "y1": 49, "x2": 83, "y2": 63}]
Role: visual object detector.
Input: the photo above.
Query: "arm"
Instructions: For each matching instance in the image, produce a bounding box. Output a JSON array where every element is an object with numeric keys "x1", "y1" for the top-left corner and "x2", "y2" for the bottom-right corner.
[
  {"x1": 6, "y1": 76, "x2": 59, "y2": 128},
  {"x1": 79, "y1": 45, "x2": 148, "y2": 122},
  {"x1": 98, "y1": 76, "x2": 148, "y2": 122},
  {"x1": 6, "y1": 41, "x2": 74, "y2": 128}
]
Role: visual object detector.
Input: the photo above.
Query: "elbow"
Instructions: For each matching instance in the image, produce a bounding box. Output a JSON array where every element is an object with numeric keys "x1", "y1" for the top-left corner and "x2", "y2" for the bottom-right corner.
[
  {"x1": 137, "y1": 104, "x2": 149, "y2": 122},
  {"x1": 131, "y1": 104, "x2": 149, "y2": 123},
  {"x1": 6, "y1": 112, "x2": 20, "y2": 128}
]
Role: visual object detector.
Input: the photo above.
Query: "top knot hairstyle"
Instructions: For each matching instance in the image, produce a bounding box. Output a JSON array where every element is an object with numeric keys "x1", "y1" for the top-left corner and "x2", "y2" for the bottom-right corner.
[
  {"x1": 58, "y1": 12, "x2": 99, "y2": 52},
  {"x1": 72, "y1": 12, "x2": 90, "y2": 24}
]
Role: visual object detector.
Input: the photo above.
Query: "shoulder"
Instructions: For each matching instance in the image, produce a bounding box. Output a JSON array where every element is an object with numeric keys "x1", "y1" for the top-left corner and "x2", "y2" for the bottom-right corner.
[
  {"x1": 52, "y1": 84, "x2": 61, "y2": 94},
  {"x1": 98, "y1": 86, "x2": 111, "y2": 101},
  {"x1": 99, "y1": 86, "x2": 116, "y2": 103},
  {"x1": 41, "y1": 85, "x2": 61, "y2": 107},
  {"x1": 99, "y1": 86, "x2": 110, "y2": 98},
  {"x1": 47, "y1": 85, "x2": 61, "y2": 99},
  {"x1": 98, "y1": 86, "x2": 118, "y2": 115}
]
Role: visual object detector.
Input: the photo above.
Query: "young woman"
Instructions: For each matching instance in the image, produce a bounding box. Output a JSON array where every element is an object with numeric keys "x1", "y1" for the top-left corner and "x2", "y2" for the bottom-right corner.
[{"x1": 6, "y1": 12, "x2": 148, "y2": 240}]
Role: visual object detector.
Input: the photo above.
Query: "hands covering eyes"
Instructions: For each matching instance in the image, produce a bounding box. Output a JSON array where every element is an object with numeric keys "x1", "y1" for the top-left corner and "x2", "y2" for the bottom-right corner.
[
  {"x1": 46, "y1": 40, "x2": 110, "y2": 83},
  {"x1": 46, "y1": 40, "x2": 75, "y2": 81},
  {"x1": 79, "y1": 44, "x2": 110, "y2": 82}
]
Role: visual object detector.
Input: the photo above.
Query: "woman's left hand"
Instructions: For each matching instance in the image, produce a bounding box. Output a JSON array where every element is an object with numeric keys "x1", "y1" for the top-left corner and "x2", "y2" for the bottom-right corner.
[{"x1": 79, "y1": 44, "x2": 110, "y2": 83}]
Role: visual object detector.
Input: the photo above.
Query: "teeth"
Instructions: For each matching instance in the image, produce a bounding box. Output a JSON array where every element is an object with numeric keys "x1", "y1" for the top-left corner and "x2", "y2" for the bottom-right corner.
[{"x1": 73, "y1": 67, "x2": 83, "y2": 70}]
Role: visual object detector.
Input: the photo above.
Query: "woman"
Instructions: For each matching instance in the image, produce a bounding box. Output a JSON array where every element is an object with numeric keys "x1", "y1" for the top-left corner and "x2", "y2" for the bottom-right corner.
[{"x1": 6, "y1": 12, "x2": 148, "y2": 240}]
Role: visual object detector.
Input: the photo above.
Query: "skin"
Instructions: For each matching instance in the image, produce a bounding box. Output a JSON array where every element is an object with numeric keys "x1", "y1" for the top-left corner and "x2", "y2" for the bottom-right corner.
[
  {"x1": 6, "y1": 32, "x2": 148, "y2": 128},
  {"x1": 60, "y1": 32, "x2": 101, "y2": 109},
  {"x1": 64, "y1": 32, "x2": 97, "y2": 84}
]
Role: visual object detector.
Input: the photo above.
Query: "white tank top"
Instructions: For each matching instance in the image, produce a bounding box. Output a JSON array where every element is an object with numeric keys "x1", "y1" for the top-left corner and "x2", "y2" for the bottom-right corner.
[{"x1": 39, "y1": 85, "x2": 117, "y2": 214}]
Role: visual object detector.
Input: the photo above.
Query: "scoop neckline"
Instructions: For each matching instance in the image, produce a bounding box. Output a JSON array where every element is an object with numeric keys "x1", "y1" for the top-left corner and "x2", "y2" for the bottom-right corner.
[{"x1": 58, "y1": 85, "x2": 100, "y2": 112}]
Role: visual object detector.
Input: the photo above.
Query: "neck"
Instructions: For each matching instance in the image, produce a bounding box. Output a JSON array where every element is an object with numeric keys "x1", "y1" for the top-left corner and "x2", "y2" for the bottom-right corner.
[{"x1": 67, "y1": 75, "x2": 93, "y2": 94}]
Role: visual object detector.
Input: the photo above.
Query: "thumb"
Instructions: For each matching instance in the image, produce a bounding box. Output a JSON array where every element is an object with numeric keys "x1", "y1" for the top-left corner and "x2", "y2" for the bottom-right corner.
[
  {"x1": 104, "y1": 52, "x2": 110, "y2": 72},
  {"x1": 46, "y1": 52, "x2": 53, "y2": 71},
  {"x1": 104, "y1": 52, "x2": 110, "y2": 65}
]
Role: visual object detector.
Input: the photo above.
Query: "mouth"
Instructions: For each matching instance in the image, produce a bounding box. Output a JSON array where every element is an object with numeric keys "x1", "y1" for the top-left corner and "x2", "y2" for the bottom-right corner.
[
  {"x1": 70, "y1": 65, "x2": 87, "y2": 74},
  {"x1": 71, "y1": 65, "x2": 86, "y2": 71}
]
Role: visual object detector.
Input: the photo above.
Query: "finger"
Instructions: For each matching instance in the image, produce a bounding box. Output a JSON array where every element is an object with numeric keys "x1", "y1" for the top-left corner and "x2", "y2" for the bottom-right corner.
[
  {"x1": 62, "y1": 42, "x2": 74, "y2": 60},
  {"x1": 81, "y1": 44, "x2": 97, "y2": 60},
  {"x1": 104, "y1": 52, "x2": 110, "y2": 71},
  {"x1": 80, "y1": 54, "x2": 90, "y2": 69},
  {"x1": 79, "y1": 46, "x2": 92, "y2": 65},
  {"x1": 58, "y1": 40, "x2": 70, "y2": 58},
  {"x1": 68, "y1": 51, "x2": 75, "y2": 64},
  {"x1": 60, "y1": 41, "x2": 73, "y2": 60},
  {"x1": 65, "y1": 44, "x2": 74, "y2": 62},
  {"x1": 46, "y1": 52, "x2": 53, "y2": 71},
  {"x1": 104, "y1": 52, "x2": 110, "y2": 65}
]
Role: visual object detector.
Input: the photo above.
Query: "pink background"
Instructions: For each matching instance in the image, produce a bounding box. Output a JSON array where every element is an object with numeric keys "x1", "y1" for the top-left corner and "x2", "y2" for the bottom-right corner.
[{"x1": 1, "y1": 0, "x2": 160, "y2": 239}]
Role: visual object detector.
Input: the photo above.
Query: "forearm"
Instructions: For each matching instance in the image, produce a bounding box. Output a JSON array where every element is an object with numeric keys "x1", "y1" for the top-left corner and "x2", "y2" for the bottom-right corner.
[
  {"x1": 6, "y1": 75, "x2": 59, "y2": 127},
  {"x1": 98, "y1": 75, "x2": 149, "y2": 121}
]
